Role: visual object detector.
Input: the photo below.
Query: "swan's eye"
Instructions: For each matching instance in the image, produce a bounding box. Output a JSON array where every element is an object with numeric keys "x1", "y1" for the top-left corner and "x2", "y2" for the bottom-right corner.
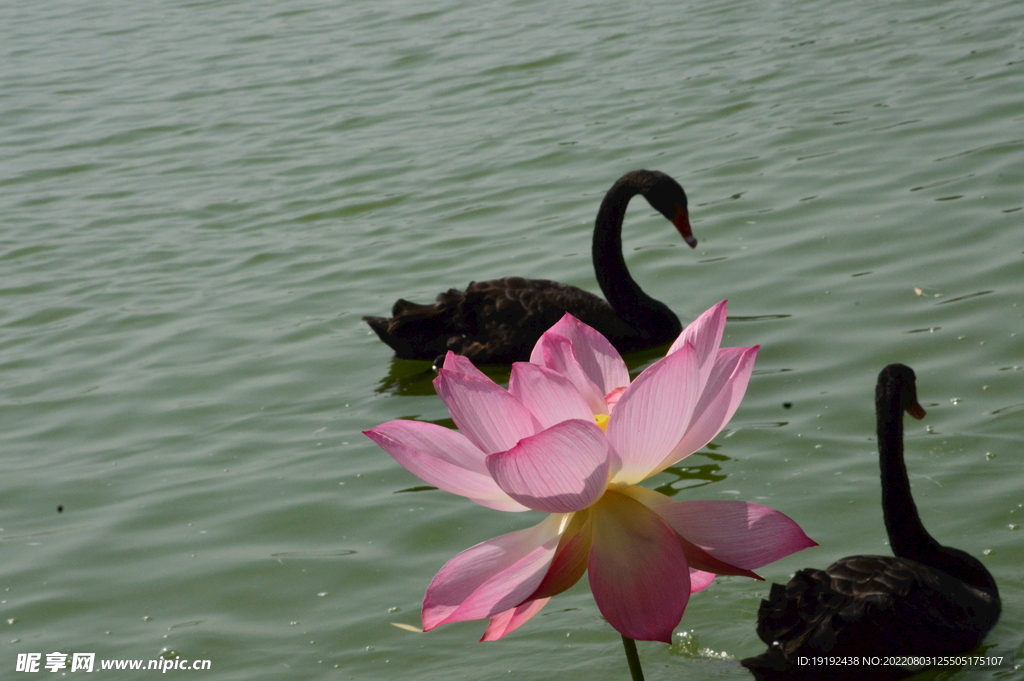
[{"x1": 594, "y1": 414, "x2": 610, "y2": 432}]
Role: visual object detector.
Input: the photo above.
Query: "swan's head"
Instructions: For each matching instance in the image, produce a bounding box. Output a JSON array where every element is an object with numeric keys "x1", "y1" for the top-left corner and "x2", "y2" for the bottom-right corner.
[
  {"x1": 878, "y1": 363, "x2": 927, "y2": 420},
  {"x1": 636, "y1": 170, "x2": 696, "y2": 249}
]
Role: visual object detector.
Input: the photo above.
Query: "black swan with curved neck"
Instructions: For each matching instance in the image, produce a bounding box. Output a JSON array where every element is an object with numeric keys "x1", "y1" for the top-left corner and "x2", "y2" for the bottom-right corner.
[
  {"x1": 363, "y1": 170, "x2": 695, "y2": 364},
  {"x1": 741, "y1": 364, "x2": 1000, "y2": 680}
]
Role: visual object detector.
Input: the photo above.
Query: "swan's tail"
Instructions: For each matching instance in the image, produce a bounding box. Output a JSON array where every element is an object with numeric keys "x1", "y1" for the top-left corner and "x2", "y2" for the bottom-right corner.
[
  {"x1": 740, "y1": 572, "x2": 833, "y2": 679},
  {"x1": 363, "y1": 290, "x2": 466, "y2": 360}
]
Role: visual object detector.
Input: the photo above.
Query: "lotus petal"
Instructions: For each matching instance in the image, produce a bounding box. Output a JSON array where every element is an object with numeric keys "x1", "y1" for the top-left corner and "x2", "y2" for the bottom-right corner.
[
  {"x1": 689, "y1": 569, "x2": 717, "y2": 594},
  {"x1": 434, "y1": 364, "x2": 542, "y2": 454},
  {"x1": 364, "y1": 419, "x2": 488, "y2": 474},
  {"x1": 440, "y1": 351, "x2": 493, "y2": 381},
  {"x1": 508, "y1": 362, "x2": 594, "y2": 429},
  {"x1": 487, "y1": 420, "x2": 610, "y2": 513},
  {"x1": 607, "y1": 343, "x2": 700, "y2": 484},
  {"x1": 527, "y1": 509, "x2": 593, "y2": 600},
  {"x1": 423, "y1": 515, "x2": 563, "y2": 630},
  {"x1": 363, "y1": 422, "x2": 528, "y2": 512},
  {"x1": 651, "y1": 345, "x2": 759, "y2": 475},
  {"x1": 668, "y1": 300, "x2": 728, "y2": 389},
  {"x1": 481, "y1": 598, "x2": 551, "y2": 641},
  {"x1": 530, "y1": 332, "x2": 607, "y2": 413},
  {"x1": 627, "y1": 486, "x2": 817, "y2": 570},
  {"x1": 533, "y1": 313, "x2": 630, "y2": 395},
  {"x1": 588, "y1": 491, "x2": 690, "y2": 643}
]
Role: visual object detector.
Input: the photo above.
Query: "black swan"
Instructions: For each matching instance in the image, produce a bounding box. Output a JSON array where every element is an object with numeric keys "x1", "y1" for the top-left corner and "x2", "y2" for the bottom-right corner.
[
  {"x1": 741, "y1": 364, "x2": 1000, "y2": 680},
  {"x1": 363, "y1": 170, "x2": 695, "y2": 364}
]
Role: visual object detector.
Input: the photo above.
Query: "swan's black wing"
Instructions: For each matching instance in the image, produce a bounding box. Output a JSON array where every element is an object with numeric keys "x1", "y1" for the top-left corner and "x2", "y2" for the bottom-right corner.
[
  {"x1": 364, "y1": 277, "x2": 640, "y2": 363},
  {"x1": 741, "y1": 554, "x2": 998, "y2": 680}
]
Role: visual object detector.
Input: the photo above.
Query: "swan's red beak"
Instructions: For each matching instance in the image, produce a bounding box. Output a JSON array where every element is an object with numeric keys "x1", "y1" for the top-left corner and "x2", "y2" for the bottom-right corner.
[
  {"x1": 906, "y1": 401, "x2": 927, "y2": 420},
  {"x1": 673, "y1": 206, "x2": 697, "y2": 248}
]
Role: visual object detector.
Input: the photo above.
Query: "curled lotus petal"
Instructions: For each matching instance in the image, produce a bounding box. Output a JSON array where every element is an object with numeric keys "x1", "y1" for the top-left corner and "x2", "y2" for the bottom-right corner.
[
  {"x1": 668, "y1": 300, "x2": 728, "y2": 389},
  {"x1": 441, "y1": 351, "x2": 492, "y2": 381},
  {"x1": 689, "y1": 569, "x2": 716, "y2": 594},
  {"x1": 532, "y1": 313, "x2": 630, "y2": 395},
  {"x1": 486, "y1": 420, "x2": 610, "y2": 513},
  {"x1": 604, "y1": 386, "x2": 627, "y2": 412},
  {"x1": 508, "y1": 362, "x2": 594, "y2": 429},
  {"x1": 481, "y1": 598, "x2": 550, "y2": 641},
  {"x1": 530, "y1": 332, "x2": 607, "y2": 413}
]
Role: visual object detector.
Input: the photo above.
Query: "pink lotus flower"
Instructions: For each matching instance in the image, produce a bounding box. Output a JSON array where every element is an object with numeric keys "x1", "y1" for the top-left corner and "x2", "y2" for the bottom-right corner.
[{"x1": 364, "y1": 301, "x2": 815, "y2": 643}]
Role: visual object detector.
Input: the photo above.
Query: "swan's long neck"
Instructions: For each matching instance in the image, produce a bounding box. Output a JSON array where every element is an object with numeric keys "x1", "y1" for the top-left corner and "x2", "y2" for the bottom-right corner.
[
  {"x1": 878, "y1": 398, "x2": 939, "y2": 561},
  {"x1": 878, "y1": 389, "x2": 999, "y2": 595},
  {"x1": 592, "y1": 180, "x2": 680, "y2": 340}
]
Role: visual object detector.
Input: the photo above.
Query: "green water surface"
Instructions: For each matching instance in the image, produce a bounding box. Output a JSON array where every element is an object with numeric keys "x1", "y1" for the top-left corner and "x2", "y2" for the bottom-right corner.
[{"x1": 1, "y1": 0, "x2": 1022, "y2": 679}]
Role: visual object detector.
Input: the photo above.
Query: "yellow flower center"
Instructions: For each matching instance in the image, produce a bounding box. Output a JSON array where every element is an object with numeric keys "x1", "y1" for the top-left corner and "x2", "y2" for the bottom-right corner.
[{"x1": 594, "y1": 413, "x2": 610, "y2": 432}]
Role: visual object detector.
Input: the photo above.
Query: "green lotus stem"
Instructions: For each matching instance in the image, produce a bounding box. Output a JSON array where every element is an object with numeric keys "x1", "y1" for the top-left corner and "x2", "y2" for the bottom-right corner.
[{"x1": 620, "y1": 635, "x2": 645, "y2": 681}]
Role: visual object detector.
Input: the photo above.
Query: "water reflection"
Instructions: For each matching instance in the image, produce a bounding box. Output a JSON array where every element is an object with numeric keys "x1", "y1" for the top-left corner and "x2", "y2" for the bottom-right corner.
[
  {"x1": 373, "y1": 359, "x2": 438, "y2": 395},
  {"x1": 729, "y1": 314, "x2": 792, "y2": 322},
  {"x1": 270, "y1": 549, "x2": 358, "y2": 558},
  {"x1": 374, "y1": 357, "x2": 511, "y2": 395},
  {"x1": 372, "y1": 344, "x2": 680, "y2": 395},
  {"x1": 990, "y1": 402, "x2": 1024, "y2": 416},
  {"x1": 936, "y1": 290, "x2": 994, "y2": 305},
  {"x1": 395, "y1": 485, "x2": 438, "y2": 494},
  {"x1": 653, "y1": 450, "x2": 731, "y2": 497},
  {"x1": 370, "y1": 310, "x2": 797, "y2": 396}
]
